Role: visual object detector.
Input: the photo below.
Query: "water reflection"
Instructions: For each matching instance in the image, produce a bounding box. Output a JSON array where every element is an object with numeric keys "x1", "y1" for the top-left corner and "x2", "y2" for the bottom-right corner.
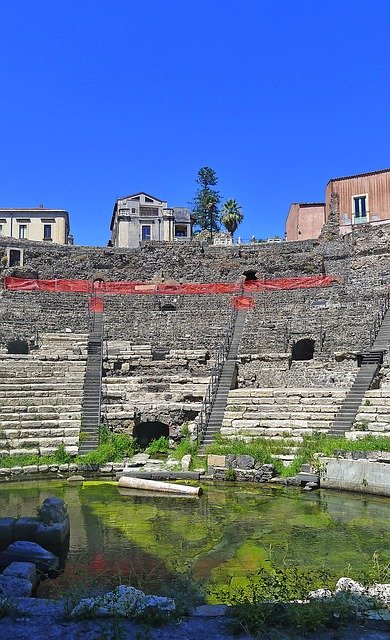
[{"x1": 0, "y1": 480, "x2": 388, "y2": 600}]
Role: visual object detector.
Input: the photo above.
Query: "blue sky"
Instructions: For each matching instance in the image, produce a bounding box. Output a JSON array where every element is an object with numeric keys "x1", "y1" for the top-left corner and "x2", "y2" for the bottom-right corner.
[{"x1": 1, "y1": 0, "x2": 390, "y2": 246}]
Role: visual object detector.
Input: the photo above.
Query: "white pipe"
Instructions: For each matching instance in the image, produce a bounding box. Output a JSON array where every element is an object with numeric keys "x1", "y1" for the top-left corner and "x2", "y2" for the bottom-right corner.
[{"x1": 118, "y1": 476, "x2": 202, "y2": 496}]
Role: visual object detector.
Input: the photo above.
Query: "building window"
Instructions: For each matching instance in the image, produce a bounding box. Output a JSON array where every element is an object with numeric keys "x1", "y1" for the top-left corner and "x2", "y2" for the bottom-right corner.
[
  {"x1": 141, "y1": 225, "x2": 151, "y2": 241},
  {"x1": 174, "y1": 225, "x2": 188, "y2": 237},
  {"x1": 19, "y1": 224, "x2": 27, "y2": 239},
  {"x1": 7, "y1": 247, "x2": 23, "y2": 267},
  {"x1": 43, "y1": 224, "x2": 52, "y2": 240},
  {"x1": 0, "y1": 225, "x2": 2, "y2": 237},
  {"x1": 353, "y1": 195, "x2": 368, "y2": 222},
  {"x1": 131, "y1": 208, "x2": 136, "y2": 214}
]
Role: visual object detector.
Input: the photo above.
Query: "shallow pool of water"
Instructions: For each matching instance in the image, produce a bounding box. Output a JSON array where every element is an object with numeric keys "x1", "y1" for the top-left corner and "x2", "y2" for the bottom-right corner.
[{"x1": 0, "y1": 480, "x2": 389, "y2": 601}]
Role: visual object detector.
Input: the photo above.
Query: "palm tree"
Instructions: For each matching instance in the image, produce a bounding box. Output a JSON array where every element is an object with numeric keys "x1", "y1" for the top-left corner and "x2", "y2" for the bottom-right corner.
[{"x1": 221, "y1": 199, "x2": 244, "y2": 239}]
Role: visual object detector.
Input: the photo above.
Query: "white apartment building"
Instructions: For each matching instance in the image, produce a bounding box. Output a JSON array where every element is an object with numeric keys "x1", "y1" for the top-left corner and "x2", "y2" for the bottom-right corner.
[
  {"x1": 0, "y1": 207, "x2": 71, "y2": 244},
  {"x1": 109, "y1": 192, "x2": 192, "y2": 248}
]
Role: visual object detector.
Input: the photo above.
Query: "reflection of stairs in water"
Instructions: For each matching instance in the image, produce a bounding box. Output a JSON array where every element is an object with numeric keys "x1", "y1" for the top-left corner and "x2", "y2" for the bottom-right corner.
[{"x1": 199, "y1": 310, "x2": 247, "y2": 453}]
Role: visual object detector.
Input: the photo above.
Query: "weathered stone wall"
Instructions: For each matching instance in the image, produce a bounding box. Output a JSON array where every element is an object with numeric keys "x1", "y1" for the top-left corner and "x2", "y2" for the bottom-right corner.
[{"x1": 1, "y1": 228, "x2": 389, "y2": 361}]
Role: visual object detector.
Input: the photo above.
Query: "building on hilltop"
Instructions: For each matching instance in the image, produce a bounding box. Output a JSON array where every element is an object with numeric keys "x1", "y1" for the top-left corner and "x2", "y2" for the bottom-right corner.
[
  {"x1": 0, "y1": 207, "x2": 71, "y2": 245},
  {"x1": 285, "y1": 168, "x2": 390, "y2": 241},
  {"x1": 285, "y1": 203, "x2": 326, "y2": 242},
  {"x1": 109, "y1": 192, "x2": 192, "y2": 248}
]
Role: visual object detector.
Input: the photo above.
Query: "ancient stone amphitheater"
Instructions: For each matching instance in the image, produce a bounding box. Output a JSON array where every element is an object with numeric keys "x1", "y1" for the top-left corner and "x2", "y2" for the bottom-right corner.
[{"x1": 1, "y1": 222, "x2": 390, "y2": 458}]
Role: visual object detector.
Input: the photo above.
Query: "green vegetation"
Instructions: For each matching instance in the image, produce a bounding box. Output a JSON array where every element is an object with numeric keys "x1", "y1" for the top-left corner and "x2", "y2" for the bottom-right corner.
[
  {"x1": 171, "y1": 436, "x2": 198, "y2": 461},
  {"x1": 221, "y1": 198, "x2": 244, "y2": 239},
  {"x1": 145, "y1": 436, "x2": 169, "y2": 455},
  {"x1": 192, "y1": 166, "x2": 221, "y2": 235},
  {"x1": 0, "y1": 426, "x2": 137, "y2": 469},
  {"x1": 205, "y1": 433, "x2": 390, "y2": 476},
  {"x1": 1, "y1": 430, "x2": 388, "y2": 476}
]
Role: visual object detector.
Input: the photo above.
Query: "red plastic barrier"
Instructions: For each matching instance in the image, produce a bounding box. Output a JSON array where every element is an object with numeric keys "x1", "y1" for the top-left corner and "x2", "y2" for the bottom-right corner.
[
  {"x1": 3, "y1": 275, "x2": 334, "y2": 295},
  {"x1": 242, "y1": 275, "x2": 334, "y2": 292},
  {"x1": 231, "y1": 296, "x2": 255, "y2": 309},
  {"x1": 89, "y1": 298, "x2": 104, "y2": 312}
]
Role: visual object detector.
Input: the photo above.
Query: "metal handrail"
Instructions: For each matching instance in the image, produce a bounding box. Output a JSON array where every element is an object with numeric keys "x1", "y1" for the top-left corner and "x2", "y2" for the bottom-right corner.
[
  {"x1": 196, "y1": 300, "x2": 239, "y2": 444},
  {"x1": 370, "y1": 290, "x2": 390, "y2": 345}
]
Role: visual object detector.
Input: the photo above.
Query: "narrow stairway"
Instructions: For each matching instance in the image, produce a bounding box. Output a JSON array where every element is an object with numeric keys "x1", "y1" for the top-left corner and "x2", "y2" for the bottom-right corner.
[
  {"x1": 199, "y1": 309, "x2": 247, "y2": 452},
  {"x1": 79, "y1": 310, "x2": 104, "y2": 453},
  {"x1": 330, "y1": 306, "x2": 390, "y2": 434}
]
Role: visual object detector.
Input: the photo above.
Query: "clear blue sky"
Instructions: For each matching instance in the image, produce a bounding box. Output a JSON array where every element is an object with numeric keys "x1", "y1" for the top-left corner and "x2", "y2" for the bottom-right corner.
[{"x1": 1, "y1": 0, "x2": 390, "y2": 246}]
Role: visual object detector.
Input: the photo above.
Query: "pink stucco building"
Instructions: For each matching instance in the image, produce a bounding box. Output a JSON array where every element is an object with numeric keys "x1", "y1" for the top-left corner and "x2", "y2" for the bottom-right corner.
[
  {"x1": 285, "y1": 168, "x2": 390, "y2": 241},
  {"x1": 285, "y1": 203, "x2": 325, "y2": 241}
]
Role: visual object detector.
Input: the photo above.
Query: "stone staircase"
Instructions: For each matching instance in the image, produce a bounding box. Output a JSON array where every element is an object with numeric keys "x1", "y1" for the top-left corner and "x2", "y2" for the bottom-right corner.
[
  {"x1": 0, "y1": 333, "x2": 87, "y2": 456},
  {"x1": 329, "y1": 305, "x2": 390, "y2": 435},
  {"x1": 221, "y1": 388, "x2": 347, "y2": 441},
  {"x1": 79, "y1": 312, "x2": 104, "y2": 453},
  {"x1": 199, "y1": 309, "x2": 247, "y2": 452}
]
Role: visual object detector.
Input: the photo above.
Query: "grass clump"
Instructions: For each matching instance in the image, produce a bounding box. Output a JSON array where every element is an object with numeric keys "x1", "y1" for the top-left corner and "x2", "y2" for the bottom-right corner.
[
  {"x1": 171, "y1": 437, "x2": 198, "y2": 461},
  {"x1": 74, "y1": 426, "x2": 137, "y2": 465},
  {"x1": 0, "y1": 425, "x2": 137, "y2": 469},
  {"x1": 204, "y1": 433, "x2": 390, "y2": 477},
  {"x1": 145, "y1": 436, "x2": 169, "y2": 455}
]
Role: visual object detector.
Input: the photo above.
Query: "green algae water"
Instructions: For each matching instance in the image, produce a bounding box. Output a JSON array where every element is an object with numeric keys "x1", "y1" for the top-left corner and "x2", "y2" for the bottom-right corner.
[{"x1": 0, "y1": 480, "x2": 389, "y2": 602}]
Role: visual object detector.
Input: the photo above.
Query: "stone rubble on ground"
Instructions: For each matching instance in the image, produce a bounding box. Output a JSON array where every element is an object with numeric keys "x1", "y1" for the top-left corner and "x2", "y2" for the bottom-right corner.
[{"x1": 69, "y1": 585, "x2": 175, "y2": 619}]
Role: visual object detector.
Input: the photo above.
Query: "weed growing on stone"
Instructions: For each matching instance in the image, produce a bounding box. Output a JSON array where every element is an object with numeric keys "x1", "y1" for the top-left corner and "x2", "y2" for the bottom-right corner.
[
  {"x1": 145, "y1": 436, "x2": 169, "y2": 455},
  {"x1": 171, "y1": 437, "x2": 198, "y2": 461}
]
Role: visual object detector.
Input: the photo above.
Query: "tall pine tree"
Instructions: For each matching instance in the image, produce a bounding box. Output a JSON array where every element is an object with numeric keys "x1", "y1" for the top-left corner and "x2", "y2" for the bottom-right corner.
[{"x1": 192, "y1": 167, "x2": 221, "y2": 237}]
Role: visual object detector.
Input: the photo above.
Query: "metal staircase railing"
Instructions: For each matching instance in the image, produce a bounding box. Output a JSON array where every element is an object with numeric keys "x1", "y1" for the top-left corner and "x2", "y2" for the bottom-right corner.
[
  {"x1": 196, "y1": 290, "x2": 242, "y2": 445},
  {"x1": 370, "y1": 290, "x2": 390, "y2": 345}
]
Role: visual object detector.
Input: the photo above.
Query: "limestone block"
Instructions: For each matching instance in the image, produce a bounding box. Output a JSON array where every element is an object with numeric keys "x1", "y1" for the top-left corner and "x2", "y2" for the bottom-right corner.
[
  {"x1": 10, "y1": 466, "x2": 23, "y2": 475},
  {"x1": 22, "y1": 465, "x2": 39, "y2": 474},
  {"x1": 36, "y1": 520, "x2": 70, "y2": 550},
  {"x1": 63, "y1": 437, "x2": 79, "y2": 446},
  {"x1": 224, "y1": 411, "x2": 245, "y2": 420},
  {"x1": 0, "y1": 541, "x2": 59, "y2": 574},
  {"x1": 0, "y1": 518, "x2": 15, "y2": 546},
  {"x1": 99, "y1": 464, "x2": 113, "y2": 474},
  {"x1": 207, "y1": 454, "x2": 226, "y2": 468},
  {"x1": 14, "y1": 517, "x2": 39, "y2": 540},
  {"x1": 3, "y1": 561, "x2": 38, "y2": 588},
  {"x1": 232, "y1": 419, "x2": 260, "y2": 429},
  {"x1": 181, "y1": 454, "x2": 191, "y2": 472},
  {"x1": 0, "y1": 575, "x2": 33, "y2": 597}
]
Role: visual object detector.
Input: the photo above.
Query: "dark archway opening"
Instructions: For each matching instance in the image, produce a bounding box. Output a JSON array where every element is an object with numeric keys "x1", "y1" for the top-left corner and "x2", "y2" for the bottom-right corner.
[
  {"x1": 243, "y1": 270, "x2": 258, "y2": 281},
  {"x1": 160, "y1": 303, "x2": 177, "y2": 312},
  {"x1": 7, "y1": 338, "x2": 29, "y2": 354},
  {"x1": 292, "y1": 338, "x2": 315, "y2": 361},
  {"x1": 133, "y1": 421, "x2": 169, "y2": 448}
]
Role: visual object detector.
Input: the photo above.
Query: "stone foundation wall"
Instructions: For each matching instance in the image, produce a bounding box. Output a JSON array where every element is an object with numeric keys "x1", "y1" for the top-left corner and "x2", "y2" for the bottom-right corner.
[{"x1": 237, "y1": 356, "x2": 358, "y2": 388}]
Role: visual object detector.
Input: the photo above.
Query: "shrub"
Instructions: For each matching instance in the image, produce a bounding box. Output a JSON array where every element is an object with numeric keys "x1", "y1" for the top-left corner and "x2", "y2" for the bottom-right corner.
[
  {"x1": 145, "y1": 437, "x2": 169, "y2": 455},
  {"x1": 172, "y1": 437, "x2": 198, "y2": 460}
]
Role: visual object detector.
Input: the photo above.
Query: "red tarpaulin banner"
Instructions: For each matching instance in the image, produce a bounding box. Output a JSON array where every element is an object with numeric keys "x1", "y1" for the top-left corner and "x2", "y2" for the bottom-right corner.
[
  {"x1": 231, "y1": 295, "x2": 255, "y2": 309},
  {"x1": 89, "y1": 298, "x2": 104, "y2": 312},
  {"x1": 3, "y1": 275, "x2": 334, "y2": 295}
]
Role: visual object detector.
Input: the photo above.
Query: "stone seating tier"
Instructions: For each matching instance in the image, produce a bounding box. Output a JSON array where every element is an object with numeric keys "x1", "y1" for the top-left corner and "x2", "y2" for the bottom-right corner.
[
  {"x1": 0, "y1": 334, "x2": 88, "y2": 456},
  {"x1": 221, "y1": 388, "x2": 347, "y2": 441}
]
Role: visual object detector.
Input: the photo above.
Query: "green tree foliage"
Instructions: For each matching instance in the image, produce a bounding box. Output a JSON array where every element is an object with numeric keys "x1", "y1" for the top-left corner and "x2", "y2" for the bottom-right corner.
[
  {"x1": 221, "y1": 198, "x2": 244, "y2": 238},
  {"x1": 192, "y1": 166, "x2": 221, "y2": 235}
]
